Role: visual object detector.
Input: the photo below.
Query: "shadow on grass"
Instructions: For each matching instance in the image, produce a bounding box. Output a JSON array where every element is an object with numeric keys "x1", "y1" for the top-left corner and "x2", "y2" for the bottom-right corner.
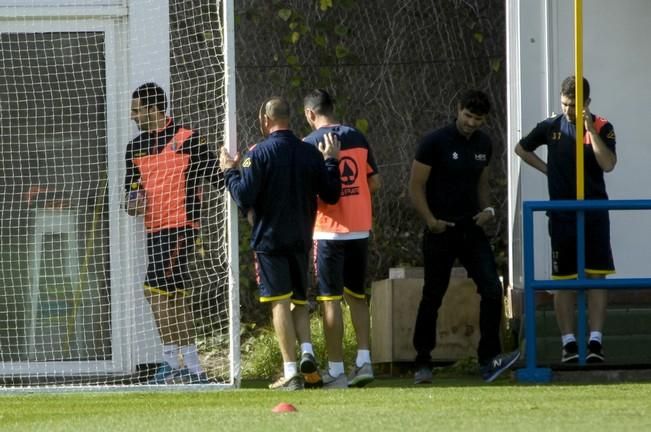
[
  {"x1": 240, "y1": 375, "x2": 512, "y2": 390},
  {"x1": 240, "y1": 357, "x2": 513, "y2": 389}
]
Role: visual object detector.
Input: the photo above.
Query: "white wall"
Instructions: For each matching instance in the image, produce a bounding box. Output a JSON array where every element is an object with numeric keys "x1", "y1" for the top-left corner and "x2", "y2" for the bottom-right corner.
[
  {"x1": 507, "y1": 0, "x2": 552, "y2": 287},
  {"x1": 510, "y1": 0, "x2": 651, "y2": 285}
]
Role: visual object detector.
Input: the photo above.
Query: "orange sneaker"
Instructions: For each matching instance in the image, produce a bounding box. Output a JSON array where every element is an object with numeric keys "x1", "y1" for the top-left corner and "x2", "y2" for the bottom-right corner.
[{"x1": 299, "y1": 352, "x2": 323, "y2": 388}]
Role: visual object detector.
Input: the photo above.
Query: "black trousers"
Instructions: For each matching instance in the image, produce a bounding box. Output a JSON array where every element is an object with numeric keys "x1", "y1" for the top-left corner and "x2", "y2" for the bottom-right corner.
[{"x1": 412, "y1": 224, "x2": 503, "y2": 366}]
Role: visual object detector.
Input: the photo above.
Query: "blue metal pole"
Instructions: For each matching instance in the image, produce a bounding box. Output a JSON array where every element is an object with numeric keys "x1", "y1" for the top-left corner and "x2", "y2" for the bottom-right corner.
[
  {"x1": 516, "y1": 198, "x2": 651, "y2": 383},
  {"x1": 576, "y1": 210, "x2": 587, "y2": 365},
  {"x1": 523, "y1": 203, "x2": 537, "y2": 370},
  {"x1": 516, "y1": 203, "x2": 552, "y2": 383}
]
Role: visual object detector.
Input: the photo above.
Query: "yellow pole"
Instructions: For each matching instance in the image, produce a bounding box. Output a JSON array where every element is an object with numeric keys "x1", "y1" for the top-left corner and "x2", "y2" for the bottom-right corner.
[{"x1": 575, "y1": 0, "x2": 585, "y2": 200}]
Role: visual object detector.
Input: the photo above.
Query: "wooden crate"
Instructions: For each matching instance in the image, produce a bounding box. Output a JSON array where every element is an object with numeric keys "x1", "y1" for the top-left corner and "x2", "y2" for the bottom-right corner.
[{"x1": 370, "y1": 267, "x2": 480, "y2": 363}]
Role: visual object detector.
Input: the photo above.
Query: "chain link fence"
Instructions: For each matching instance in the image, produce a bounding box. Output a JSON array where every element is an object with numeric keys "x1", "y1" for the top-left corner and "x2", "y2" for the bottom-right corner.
[{"x1": 169, "y1": 0, "x2": 507, "y2": 323}]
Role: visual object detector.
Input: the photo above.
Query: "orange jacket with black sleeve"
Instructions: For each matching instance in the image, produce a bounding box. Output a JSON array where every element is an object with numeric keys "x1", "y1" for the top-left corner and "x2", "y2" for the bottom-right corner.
[
  {"x1": 303, "y1": 125, "x2": 379, "y2": 237},
  {"x1": 124, "y1": 117, "x2": 223, "y2": 232}
]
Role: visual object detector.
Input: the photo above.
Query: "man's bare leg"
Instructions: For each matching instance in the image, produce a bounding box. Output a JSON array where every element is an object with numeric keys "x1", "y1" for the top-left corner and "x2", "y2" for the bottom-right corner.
[
  {"x1": 587, "y1": 276, "x2": 607, "y2": 333},
  {"x1": 272, "y1": 299, "x2": 297, "y2": 363},
  {"x1": 345, "y1": 292, "x2": 370, "y2": 351},
  {"x1": 322, "y1": 300, "x2": 344, "y2": 363},
  {"x1": 291, "y1": 302, "x2": 321, "y2": 386},
  {"x1": 554, "y1": 290, "x2": 577, "y2": 336}
]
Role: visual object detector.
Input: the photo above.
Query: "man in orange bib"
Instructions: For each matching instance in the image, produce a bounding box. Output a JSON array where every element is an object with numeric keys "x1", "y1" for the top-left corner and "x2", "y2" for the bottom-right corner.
[
  {"x1": 125, "y1": 83, "x2": 222, "y2": 384},
  {"x1": 303, "y1": 89, "x2": 381, "y2": 388}
]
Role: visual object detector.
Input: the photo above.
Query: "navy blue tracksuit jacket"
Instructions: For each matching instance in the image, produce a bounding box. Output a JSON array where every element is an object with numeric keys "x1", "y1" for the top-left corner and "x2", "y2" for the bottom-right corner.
[{"x1": 224, "y1": 130, "x2": 341, "y2": 254}]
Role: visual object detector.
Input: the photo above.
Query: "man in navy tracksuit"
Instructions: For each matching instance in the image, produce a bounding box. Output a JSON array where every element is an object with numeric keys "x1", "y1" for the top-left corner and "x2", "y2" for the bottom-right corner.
[{"x1": 220, "y1": 96, "x2": 341, "y2": 390}]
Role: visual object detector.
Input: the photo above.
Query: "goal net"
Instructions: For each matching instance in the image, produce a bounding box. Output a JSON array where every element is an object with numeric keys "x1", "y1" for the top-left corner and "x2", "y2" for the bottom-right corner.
[{"x1": 0, "y1": 0, "x2": 239, "y2": 389}]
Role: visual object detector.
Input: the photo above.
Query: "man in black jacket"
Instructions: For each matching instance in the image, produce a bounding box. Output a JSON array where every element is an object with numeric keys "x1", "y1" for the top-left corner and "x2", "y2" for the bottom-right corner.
[{"x1": 409, "y1": 90, "x2": 519, "y2": 384}]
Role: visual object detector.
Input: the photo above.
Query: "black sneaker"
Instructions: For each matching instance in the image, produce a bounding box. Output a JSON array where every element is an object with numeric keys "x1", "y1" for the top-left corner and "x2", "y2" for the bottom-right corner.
[
  {"x1": 414, "y1": 367, "x2": 433, "y2": 385},
  {"x1": 586, "y1": 340, "x2": 605, "y2": 363},
  {"x1": 480, "y1": 351, "x2": 521, "y2": 383},
  {"x1": 299, "y1": 352, "x2": 323, "y2": 388},
  {"x1": 561, "y1": 341, "x2": 579, "y2": 363}
]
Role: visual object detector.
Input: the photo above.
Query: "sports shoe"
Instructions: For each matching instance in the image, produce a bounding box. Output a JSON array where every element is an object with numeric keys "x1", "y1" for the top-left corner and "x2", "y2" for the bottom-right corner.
[
  {"x1": 414, "y1": 367, "x2": 433, "y2": 384},
  {"x1": 586, "y1": 340, "x2": 605, "y2": 363},
  {"x1": 561, "y1": 341, "x2": 579, "y2": 363},
  {"x1": 480, "y1": 350, "x2": 521, "y2": 383},
  {"x1": 268, "y1": 374, "x2": 303, "y2": 391},
  {"x1": 322, "y1": 371, "x2": 348, "y2": 389},
  {"x1": 348, "y1": 362, "x2": 375, "y2": 388},
  {"x1": 148, "y1": 362, "x2": 179, "y2": 384},
  {"x1": 177, "y1": 368, "x2": 210, "y2": 384},
  {"x1": 299, "y1": 352, "x2": 323, "y2": 388}
]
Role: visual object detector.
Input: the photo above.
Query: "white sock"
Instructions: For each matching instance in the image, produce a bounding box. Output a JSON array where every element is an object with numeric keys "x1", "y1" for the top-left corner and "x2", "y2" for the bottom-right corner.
[
  {"x1": 162, "y1": 344, "x2": 179, "y2": 369},
  {"x1": 180, "y1": 344, "x2": 203, "y2": 374},
  {"x1": 283, "y1": 362, "x2": 297, "y2": 379},
  {"x1": 561, "y1": 334, "x2": 576, "y2": 346},
  {"x1": 589, "y1": 331, "x2": 603, "y2": 343},
  {"x1": 356, "y1": 349, "x2": 371, "y2": 368},
  {"x1": 328, "y1": 361, "x2": 344, "y2": 377},
  {"x1": 300, "y1": 343, "x2": 314, "y2": 355}
]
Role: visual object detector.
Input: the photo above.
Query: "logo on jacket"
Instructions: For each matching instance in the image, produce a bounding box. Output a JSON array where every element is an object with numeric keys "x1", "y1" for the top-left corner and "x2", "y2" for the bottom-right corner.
[
  {"x1": 339, "y1": 156, "x2": 359, "y2": 196},
  {"x1": 474, "y1": 153, "x2": 487, "y2": 161},
  {"x1": 452, "y1": 152, "x2": 459, "y2": 160}
]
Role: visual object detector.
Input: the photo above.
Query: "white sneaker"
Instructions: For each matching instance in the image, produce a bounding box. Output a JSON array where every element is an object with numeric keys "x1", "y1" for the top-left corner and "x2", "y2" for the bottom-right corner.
[
  {"x1": 268, "y1": 374, "x2": 303, "y2": 391},
  {"x1": 348, "y1": 363, "x2": 375, "y2": 388},
  {"x1": 322, "y1": 371, "x2": 348, "y2": 389}
]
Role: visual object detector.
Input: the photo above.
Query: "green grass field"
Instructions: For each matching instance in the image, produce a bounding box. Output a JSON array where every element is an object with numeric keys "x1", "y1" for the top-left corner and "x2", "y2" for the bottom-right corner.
[{"x1": 2, "y1": 378, "x2": 651, "y2": 431}]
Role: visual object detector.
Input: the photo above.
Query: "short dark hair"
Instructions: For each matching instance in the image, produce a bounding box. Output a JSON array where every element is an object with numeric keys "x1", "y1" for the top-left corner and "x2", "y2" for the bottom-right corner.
[
  {"x1": 260, "y1": 96, "x2": 290, "y2": 121},
  {"x1": 458, "y1": 90, "x2": 491, "y2": 115},
  {"x1": 560, "y1": 76, "x2": 590, "y2": 101},
  {"x1": 303, "y1": 89, "x2": 334, "y2": 116},
  {"x1": 132, "y1": 82, "x2": 167, "y2": 113}
]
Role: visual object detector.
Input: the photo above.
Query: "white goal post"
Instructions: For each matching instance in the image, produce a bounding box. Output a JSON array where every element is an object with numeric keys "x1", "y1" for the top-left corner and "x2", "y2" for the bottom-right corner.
[{"x1": 0, "y1": 0, "x2": 239, "y2": 390}]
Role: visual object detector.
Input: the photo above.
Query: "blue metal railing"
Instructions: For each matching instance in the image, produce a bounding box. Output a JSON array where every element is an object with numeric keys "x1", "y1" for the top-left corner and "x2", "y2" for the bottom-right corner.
[{"x1": 515, "y1": 199, "x2": 651, "y2": 383}]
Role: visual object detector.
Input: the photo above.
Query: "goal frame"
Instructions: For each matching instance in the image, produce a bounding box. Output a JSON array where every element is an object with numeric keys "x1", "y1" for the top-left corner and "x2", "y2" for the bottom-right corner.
[{"x1": 0, "y1": 0, "x2": 240, "y2": 390}]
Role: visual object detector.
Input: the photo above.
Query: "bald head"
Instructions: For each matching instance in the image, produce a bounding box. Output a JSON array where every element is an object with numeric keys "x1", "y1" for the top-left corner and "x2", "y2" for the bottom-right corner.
[
  {"x1": 258, "y1": 96, "x2": 290, "y2": 135},
  {"x1": 261, "y1": 97, "x2": 290, "y2": 121}
]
